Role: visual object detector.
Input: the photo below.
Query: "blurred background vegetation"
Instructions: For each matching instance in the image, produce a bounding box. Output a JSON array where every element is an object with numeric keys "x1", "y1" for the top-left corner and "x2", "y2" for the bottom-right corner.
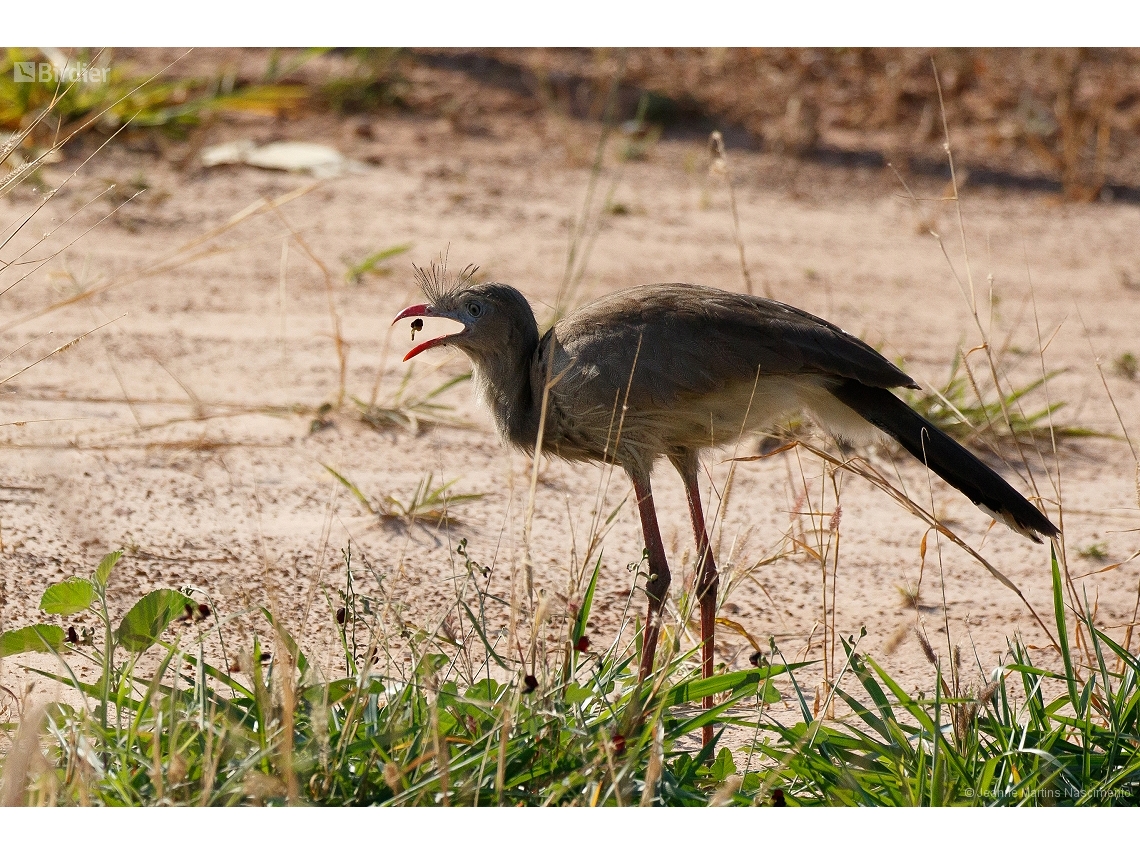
[{"x1": 4, "y1": 47, "x2": 1140, "y2": 202}]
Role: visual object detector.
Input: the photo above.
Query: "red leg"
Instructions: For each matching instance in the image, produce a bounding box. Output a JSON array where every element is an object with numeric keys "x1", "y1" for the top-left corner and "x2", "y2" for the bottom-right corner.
[
  {"x1": 630, "y1": 470, "x2": 671, "y2": 683},
  {"x1": 672, "y1": 453, "x2": 718, "y2": 746}
]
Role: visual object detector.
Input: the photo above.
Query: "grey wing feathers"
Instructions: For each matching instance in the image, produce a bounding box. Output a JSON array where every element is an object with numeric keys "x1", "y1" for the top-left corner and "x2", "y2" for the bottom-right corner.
[{"x1": 551, "y1": 284, "x2": 917, "y2": 409}]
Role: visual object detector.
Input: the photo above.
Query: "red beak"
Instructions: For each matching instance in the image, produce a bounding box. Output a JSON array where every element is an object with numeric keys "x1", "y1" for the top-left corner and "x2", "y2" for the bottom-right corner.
[{"x1": 391, "y1": 303, "x2": 461, "y2": 361}]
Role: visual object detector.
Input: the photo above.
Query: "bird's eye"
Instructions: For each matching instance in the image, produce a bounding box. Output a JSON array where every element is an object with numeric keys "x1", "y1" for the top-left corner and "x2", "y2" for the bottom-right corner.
[{"x1": 467, "y1": 301, "x2": 483, "y2": 318}]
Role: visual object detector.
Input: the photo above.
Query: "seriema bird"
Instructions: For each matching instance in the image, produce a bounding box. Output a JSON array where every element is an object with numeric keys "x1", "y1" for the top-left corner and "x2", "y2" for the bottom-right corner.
[{"x1": 393, "y1": 263, "x2": 1058, "y2": 745}]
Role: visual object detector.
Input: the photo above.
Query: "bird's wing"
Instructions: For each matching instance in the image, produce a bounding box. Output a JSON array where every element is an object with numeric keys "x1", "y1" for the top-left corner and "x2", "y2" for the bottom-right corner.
[{"x1": 548, "y1": 284, "x2": 916, "y2": 411}]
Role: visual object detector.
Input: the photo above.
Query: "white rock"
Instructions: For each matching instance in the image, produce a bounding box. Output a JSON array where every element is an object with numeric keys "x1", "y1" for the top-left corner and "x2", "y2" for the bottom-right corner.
[
  {"x1": 200, "y1": 140, "x2": 256, "y2": 167},
  {"x1": 200, "y1": 140, "x2": 364, "y2": 178}
]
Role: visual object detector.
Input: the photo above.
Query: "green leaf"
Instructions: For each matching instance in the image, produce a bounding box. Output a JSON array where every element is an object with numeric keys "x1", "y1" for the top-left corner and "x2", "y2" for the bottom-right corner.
[
  {"x1": 39, "y1": 578, "x2": 95, "y2": 615},
  {"x1": 460, "y1": 601, "x2": 507, "y2": 669},
  {"x1": 95, "y1": 550, "x2": 123, "y2": 587},
  {"x1": 710, "y1": 746, "x2": 737, "y2": 781},
  {"x1": 344, "y1": 241, "x2": 412, "y2": 282},
  {"x1": 322, "y1": 463, "x2": 375, "y2": 514},
  {"x1": 260, "y1": 607, "x2": 308, "y2": 674},
  {"x1": 571, "y1": 554, "x2": 601, "y2": 645},
  {"x1": 0, "y1": 624, "x2": 66, "y2": 657},
  {"x1": 563, "y1": 682, "x2": 593, "y2": 705},
  {"x1": 465, "y1": 678, "x2": 503, "y2": 703},
  {"x1": 662, "y1": 665, "x2": 793, "y2": 707},
  {"x1": 415, "y1": 653, "x2": 449, "y2": 682},
  {"x1": 303, "y1": 677, "x2": 362, "y2": 707},
  {"x1": 1051, "y1": 544, "x2": 1080, "y2": 713},
  {"x1": 116, "y1": 589, "x2": 195, "y2": 652}
]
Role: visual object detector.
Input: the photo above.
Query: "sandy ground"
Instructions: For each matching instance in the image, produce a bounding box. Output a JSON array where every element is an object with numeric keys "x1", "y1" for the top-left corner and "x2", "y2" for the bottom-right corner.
[{"x1": 2, "y1": 92, "x2": 1139, "y2": 750}]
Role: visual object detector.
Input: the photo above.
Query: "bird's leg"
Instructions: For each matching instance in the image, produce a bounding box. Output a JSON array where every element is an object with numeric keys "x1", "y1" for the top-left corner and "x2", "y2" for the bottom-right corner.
[
  {"x1": 630, "y1": 472, "x2": 671, "y2": 683},
  {"x1": 672, "y1": 452, "x2": 718, "y2": 746}
]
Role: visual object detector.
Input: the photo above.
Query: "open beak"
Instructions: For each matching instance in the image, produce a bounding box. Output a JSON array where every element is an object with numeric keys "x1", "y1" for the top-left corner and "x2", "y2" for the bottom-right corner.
[{"x1": 391, "y1": 303, "x2": 465, "y2": 361}]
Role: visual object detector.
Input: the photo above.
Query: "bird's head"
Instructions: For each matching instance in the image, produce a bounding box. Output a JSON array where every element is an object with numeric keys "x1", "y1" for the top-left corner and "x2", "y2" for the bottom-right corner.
[{"x1": 392, "y1": 262, "x2": 537, "y2": 363}]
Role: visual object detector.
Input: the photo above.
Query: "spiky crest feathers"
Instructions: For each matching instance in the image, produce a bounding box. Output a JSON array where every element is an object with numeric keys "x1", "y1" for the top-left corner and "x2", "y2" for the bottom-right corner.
[{"x1": 412, "y1": 258, "x2": 480, "y2": 306}]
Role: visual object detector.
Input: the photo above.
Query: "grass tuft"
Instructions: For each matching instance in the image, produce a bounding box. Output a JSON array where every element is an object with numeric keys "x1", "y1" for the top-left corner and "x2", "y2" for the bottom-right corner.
[
  {"x1": 355, "y1": 370, "x2": 471, "y2": 435},
  {"x1": 903, "y1": 350, "x2": 1105, "y2": 455},
  {"x1": 322, "y1": 465, "x2": 482, "y2": 527}
]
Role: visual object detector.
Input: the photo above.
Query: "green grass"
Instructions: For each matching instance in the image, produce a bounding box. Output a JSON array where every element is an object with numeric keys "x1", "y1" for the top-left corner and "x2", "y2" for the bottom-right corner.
[
  {"x1": 2, "y1": 539, "x2": 1137, "y2": 805},
  {"x1": 1078, "y1": 542, "x2": 1109, "y2": 561},
  {"x1": 0, "y1": 548, "x2": 794, "y2": 805},
  {"x1": 745, "y1": 550, "x2": 1140, "y2": 806}
]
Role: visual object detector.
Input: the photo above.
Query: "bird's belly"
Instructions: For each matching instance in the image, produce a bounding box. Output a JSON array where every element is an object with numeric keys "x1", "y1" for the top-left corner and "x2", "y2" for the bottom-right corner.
[
  {"x1": 542, "y1": 376, "x2": 818, "y2": 470},
  {"x1": 653, "y1": 377, "x2": 806, "y2": 447}
]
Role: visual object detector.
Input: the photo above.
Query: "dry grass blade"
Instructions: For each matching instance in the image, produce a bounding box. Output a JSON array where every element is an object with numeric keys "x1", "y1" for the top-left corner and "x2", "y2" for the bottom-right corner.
[
  {"x1": 708, "y1": 130, "x2": 766, "y2": 298},
  {"x1": 731, "y1": 440, "x2": 1060, "y2": 651},
  {"x1": 553, "y1": 50, "x2": 626, "y2": 322},
  {"x1": 0, "y1": 183, "x2": 319, "y2": 335},
  {"x1": 0, "y1": 704, "x2": 48, "y2": 806},
  {"x1": 267, "y1": 205, "x2": 347, "y2": 406},
  {"x1": 0, "y1": 314, "x2": 124, "y2": 386}
]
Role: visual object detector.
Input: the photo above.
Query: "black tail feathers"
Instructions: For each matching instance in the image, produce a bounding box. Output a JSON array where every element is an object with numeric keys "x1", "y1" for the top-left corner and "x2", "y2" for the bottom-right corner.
[{"x1": 831, "y1": 380, "x2": 1059, "y2": 542}]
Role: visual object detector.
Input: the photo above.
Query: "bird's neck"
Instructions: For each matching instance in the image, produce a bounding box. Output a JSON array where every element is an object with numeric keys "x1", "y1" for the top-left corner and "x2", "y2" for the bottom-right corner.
[{"x1": 468, "y1": 321, "x2": 542, "y2": 452}]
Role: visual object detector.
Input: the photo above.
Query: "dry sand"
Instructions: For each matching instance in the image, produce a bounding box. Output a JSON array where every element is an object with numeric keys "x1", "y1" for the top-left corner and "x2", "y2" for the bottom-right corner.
[{"x1": 2, "y1": 93, "x2": 1138, "y2": 748}]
